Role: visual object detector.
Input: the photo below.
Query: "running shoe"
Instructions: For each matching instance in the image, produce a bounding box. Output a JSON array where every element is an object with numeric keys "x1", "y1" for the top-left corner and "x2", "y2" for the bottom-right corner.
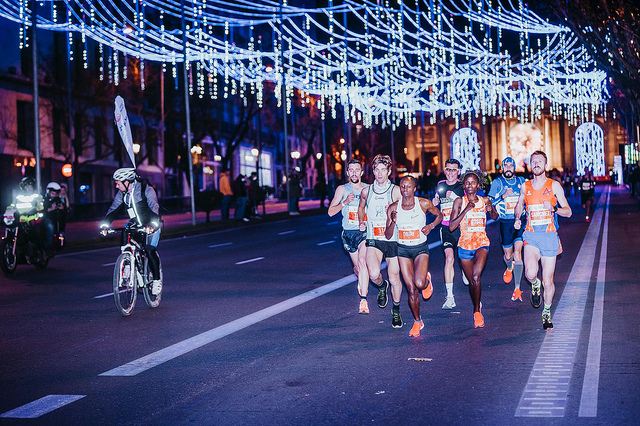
[
  {"x1": 392, "y1": 311, "x2": 403, "y2": 328},
  {"x1": 530, "y1": 279, "x2": 542, "y2": 308},
  {"x1": 511, "y1": 288, "x2": 523, "y2": 302},
  {"x1": 503, "y1": 265, "x2": 513, "y2": 284},
  {"x1": 585, "y1": 216, "x2": 590, "y2": 223},
  {"x1": 377, "y1": 280, "x2": 389, "y2": 309},
  {"x1": 474, "y1": 312, "x2": 485, "y2": 328},
  {"x1": 151, "y1": 280, "x2": 162, "y2": 295},
  {"x1": 409, "y1": 320, "x2": 424, "y2": 337},
  {"x1": 462, "y1": 271, "x2": 469, "y2": 286},
  {"x1": 359, "y1": 299, "x2": 370, "y2": 314},
  {"x1": 542, "y1": 312, "x2": 554, "y2": 330},
  {"x1": 442, "y1": 295, "x2": 456, "y2": 310},
  {"x1": 422, "y1": 273, "x2": 433, "y2": 300}
]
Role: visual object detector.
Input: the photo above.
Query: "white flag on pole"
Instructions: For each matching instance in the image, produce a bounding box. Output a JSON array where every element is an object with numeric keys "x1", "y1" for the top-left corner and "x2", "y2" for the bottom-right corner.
[{"x1": 114, "y1": 95, "x2": 136, "y2": 168}]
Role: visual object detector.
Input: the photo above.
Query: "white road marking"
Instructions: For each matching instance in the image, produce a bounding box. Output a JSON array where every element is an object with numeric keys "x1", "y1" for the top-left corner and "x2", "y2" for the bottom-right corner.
[
  {"x1": 102, "y1": 262, "x2": 116, "y2": 267},
  {"x1": 278, "y1": 230, "x2": 296, "y2": 235},
  {"x1": 515, "y1": 192, "x2": 608, "y2": 417},
  {"x1": 316, "y1": 241, "x2": 334, "y2": 246},
  {"x1": 235, "y1": 257, "x2": 265, "y2": 265},
  {"x1": 93, "y1": 293, "x2": 113, "y2": 299},
  {"x1": 579, "y1": 189, "x2": 610, "y2": 417},
  {"x1": 209, "y1": 242, "x2": 233, "y2": 248},
  {"x1": 100, "y1": 274, "x2": 360, "y2": 376},
  {"x1": 0, "y1": 395, "x2": 86, "y2": 419},
  {"x1": 326, "y1": 221, "x2": 339, "y2": 225}
]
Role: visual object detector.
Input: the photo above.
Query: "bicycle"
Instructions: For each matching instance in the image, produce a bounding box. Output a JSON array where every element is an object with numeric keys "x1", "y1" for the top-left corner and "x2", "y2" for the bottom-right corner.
[{"x1": 103, "y1": 223, "x2": 163, "y2": 316}]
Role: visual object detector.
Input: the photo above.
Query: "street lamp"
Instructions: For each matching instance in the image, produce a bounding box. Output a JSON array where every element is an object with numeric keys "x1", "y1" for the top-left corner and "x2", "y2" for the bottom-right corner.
[
  {"x1": 291, "y1": 150, "x2": 301, "y2": 160},
  {"x1": 133, "y1": 143, "x2": 141, "y2": 154},
  {"x1": 316, "y1": 153, "x2": 322, "y2": 160}
]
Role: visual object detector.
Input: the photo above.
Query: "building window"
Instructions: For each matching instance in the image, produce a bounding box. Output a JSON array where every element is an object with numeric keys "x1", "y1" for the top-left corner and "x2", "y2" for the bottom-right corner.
[
  {"x1": 239, "y1": 146, "x2": 273, "y2": 187},
  {"x1": 16, "y1": 100, "x2": 34, "y2": 152}
]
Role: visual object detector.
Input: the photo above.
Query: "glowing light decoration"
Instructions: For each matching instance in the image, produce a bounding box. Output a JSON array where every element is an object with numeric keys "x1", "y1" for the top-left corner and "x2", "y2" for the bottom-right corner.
[
  {"x1": 451, "y1": 128, "x2": 480, "y2": 172},
  {"x1": 0, "y1": 0, "x2": 609, "y2": 126},
  {"x1": 575, "y1": 122, "x2": 605, "y2": 177}
]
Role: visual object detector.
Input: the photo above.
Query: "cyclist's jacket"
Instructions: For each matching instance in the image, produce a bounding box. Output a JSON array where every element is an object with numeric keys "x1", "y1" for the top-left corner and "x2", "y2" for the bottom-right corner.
[
  {"x1": 488, "y1": 175, "x2": 526, "y2": 220},
  {"x1": 7, "y1": 192, "x2": 44, "y2": 223},
  {"x1": 104, "y1": 180, "x2": 160, "y2": 226}
]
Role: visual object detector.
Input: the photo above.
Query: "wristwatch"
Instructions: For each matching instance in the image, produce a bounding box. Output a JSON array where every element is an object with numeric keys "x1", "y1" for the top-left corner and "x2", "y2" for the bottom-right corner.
[{"x1": 553, "y1": 205, "x2": 558, "y2": 213}]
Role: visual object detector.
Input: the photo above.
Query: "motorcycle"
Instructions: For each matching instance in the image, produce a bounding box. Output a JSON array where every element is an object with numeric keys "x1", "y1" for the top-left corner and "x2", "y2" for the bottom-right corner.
[{"x1": 1, "y1": 207, "x2": 63, "y2": 275}]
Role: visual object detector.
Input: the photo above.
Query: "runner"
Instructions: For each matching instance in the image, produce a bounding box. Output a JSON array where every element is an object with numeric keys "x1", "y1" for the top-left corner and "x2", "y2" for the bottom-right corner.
[
  {"x1": 514, "y1": 151, "x2": 572, "y2": 330},
  {"x1": 328, "y1": 159, "x2": 370, "y2": 314},
  {"x1": 358, "y1": 155, "x2": 403, "y2": 328},
  {"x1": 579, "y1": 167, "x2": 596, "y2": 222},
  {"x1": 432, "y1": 158, "x2": 465, "y2": 309},
  {"x1": 488, "y1": 157, "x2": 527, "y2": 302},
  {"x1": 449, "y1": 170, "x2": 498, "y2": 328},
  {"x1": 385, "y1": 176, "x2": 443, "y2": 336}
]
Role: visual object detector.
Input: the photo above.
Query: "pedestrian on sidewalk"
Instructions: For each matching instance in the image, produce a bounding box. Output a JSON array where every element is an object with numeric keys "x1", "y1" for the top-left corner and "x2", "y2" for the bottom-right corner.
[
  {"x1": 288, "y1": 169, "x2": 302, "y2": 215},
  {"x1": 233, "y1": 174, "x2": 249, "y2": 222},
  {"x1": 219, "y1": 171, "x2": 233, "y2": 220}
]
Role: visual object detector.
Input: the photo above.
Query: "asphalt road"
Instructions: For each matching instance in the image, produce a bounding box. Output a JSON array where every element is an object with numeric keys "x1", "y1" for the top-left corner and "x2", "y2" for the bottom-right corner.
[{"x1": 0, "y1": 185, "x2": 638, "y2": 425}]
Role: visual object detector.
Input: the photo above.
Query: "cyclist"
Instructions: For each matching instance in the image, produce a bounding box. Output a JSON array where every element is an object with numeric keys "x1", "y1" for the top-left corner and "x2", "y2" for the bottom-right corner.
[{"x1": 100, "y1": 168, "x2": 162, "y2": 294}]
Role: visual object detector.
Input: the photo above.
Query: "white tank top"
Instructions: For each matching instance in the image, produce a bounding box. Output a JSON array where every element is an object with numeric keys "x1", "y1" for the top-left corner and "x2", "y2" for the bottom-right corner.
[
  {"x1": 341, "y1": 183, "x2": 367, "y2": 231},
  {"x1": 365, "y1": 181, "x2": 397, "y2": 241},
  {"x1": 395, "y1": 197, "x2": 427, "y2": 246}
]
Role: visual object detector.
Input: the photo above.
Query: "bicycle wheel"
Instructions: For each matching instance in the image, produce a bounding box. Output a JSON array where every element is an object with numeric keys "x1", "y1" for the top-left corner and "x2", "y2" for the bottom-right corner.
[
  {"x1": 143, "y1": 252, "x2": 162, "y2": 308},
  {"x1": 112, "y1": 251, "x2": 137, "y2": 316}
]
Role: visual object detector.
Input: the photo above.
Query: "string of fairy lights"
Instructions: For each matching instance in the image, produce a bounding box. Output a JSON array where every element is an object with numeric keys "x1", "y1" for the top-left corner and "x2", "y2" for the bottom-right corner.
[{"x1": 0, "y1": 0, "x2": 609, "y2": 129}]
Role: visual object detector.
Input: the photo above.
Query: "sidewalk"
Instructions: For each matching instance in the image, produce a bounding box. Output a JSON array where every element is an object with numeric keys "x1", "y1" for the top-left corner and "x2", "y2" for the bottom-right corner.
[{"x1": 63, "y1": 198, "x2": 325, "y2": 252}]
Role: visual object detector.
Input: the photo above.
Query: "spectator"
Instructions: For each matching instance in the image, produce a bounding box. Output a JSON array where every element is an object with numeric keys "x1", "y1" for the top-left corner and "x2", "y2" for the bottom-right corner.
[
  {"x1": 248, "y1": 172, "x2": 260, "y2": 217},
  {"x1": 219, "y1": 171, "x2": 233, "y2": 220},
  {"x1": 288, "y1": 169, "x2": 302, "y2": 215},
  {"x1": 630, "y1": 164, "x2": 640, "y2": 198},
  {"x1": 314, "y1": 177, "x2": 328, "y2": 209},
  {"x1": 232, "y1": 174, "x2": 249, "y2": 222}
]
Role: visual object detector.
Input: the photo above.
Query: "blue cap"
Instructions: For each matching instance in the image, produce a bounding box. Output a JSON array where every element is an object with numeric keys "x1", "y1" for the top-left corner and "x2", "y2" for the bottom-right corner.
[{"x1": 502, "y1": 157, "x2": 516, "y2": 169}]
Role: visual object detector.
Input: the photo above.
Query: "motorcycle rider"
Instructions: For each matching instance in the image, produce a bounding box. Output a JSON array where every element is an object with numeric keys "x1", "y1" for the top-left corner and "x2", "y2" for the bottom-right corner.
[
  {"x1": 99, "y1": 168, "x2": 162, "y2": 294},
  {"x1": 7, "y1": 177, "x2": 46, "y2": 241},
  {"x1": 43, "y1": 182, "x2": 66, "y2": 250}
]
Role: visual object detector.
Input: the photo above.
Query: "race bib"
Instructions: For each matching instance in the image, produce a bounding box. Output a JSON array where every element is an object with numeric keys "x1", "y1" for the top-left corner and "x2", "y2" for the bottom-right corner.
[
  {"x1": 465, "y1": 210, "x2": 486, "y2": 232},
  {"x1": 505, "y1": 195, "x2": 519, "y2": 215},
  {"x1": 440, "y1": 200, "x2": 454, "y2": 222},
  {"x1": 582, "y1": 182, "x2": 592, "y2": 190},
  {"x1": 372, "y1": 221, "x2": 386, "y2": 239},
  {"x1": 528, "y1": 204, "x2": 553, "y2": 226},
  {"x1": 398, "y1": 225, "x2": 420, "y2": 245},
  {"x1": 347, "y1": 206, "x2": 359, "y2": 225}
]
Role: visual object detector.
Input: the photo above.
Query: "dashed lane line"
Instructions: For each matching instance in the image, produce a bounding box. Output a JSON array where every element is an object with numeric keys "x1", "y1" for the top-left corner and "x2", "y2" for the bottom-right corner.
[
  {"x1": 278, "y1": 230, "x2": 296, "y2": 235},
  {"x1": 579, "y1": 188, "x2": 610, "y2": 417},
  {"x1": 0, "y1": 395, "x2": 86, "y2": 419},
  {"x1": 515, "y1": 190, "x2": 608, "y2": 417},
  {"x1": 316, "y1": 240, "x2": 335, "y2": 246},
  {"x1": 209, "y1": 242, "x2": 233, "y2": 248},
  {"x1": 235, "y1": 257, "x2": 265, "y2": 265}
]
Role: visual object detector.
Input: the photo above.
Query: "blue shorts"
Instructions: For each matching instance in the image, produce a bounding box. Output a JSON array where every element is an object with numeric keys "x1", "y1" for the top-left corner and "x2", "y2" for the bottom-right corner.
[
  {"x1": 458, "y1": 246, "x2": 489, "y2": 260},
  {"x1": 523, "y1": 231, "x2": 562, "y2": 257},
  {"x1": 341, "y1": 229, "x2": 366, "y2": 253},
  {"x1": 499, "y1": 219, "x2": 524, "y2": 249}
]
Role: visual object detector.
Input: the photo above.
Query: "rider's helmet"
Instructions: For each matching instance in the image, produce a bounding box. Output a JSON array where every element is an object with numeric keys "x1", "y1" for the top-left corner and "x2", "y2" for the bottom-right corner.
[
  {"x1": 19, "y1": 176, "x2": 36, "y2": 191},
  {"x1": 46, "y1": 182, "x2": 61, "y2": 192},
  {"x1": 112, "y1": 168, "x2": 137, "y2": 182}
]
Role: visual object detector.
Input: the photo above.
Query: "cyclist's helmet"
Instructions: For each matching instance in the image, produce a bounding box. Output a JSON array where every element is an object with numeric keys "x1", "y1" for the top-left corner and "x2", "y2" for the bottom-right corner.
[
  {"x1": 112, "y1": 168, "x2": 137, "y2": 182},
  {"x1": 46, "y1": 182, "x2": 61, "y2": 192},
  {"x1": 19, "y1": 176, "x2": 36, "y2": 190}
]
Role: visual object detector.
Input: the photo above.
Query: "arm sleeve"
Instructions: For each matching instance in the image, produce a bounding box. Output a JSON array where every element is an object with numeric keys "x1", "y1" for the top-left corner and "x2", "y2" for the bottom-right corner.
[
  {"x1": 104, "y1": 192, "x2": 124, "y2": 224},
  {"x1": 145, "y1": 186, "x2": 161, "y2": 220},
  {"x1": 487, "y1": 180, "x2": 503, "y2": 205}
]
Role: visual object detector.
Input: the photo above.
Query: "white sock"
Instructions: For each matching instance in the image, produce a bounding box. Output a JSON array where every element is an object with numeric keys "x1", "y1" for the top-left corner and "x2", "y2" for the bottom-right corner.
[{"x1": 445, "y1": 283, "x2": 454, "y2": 298}]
